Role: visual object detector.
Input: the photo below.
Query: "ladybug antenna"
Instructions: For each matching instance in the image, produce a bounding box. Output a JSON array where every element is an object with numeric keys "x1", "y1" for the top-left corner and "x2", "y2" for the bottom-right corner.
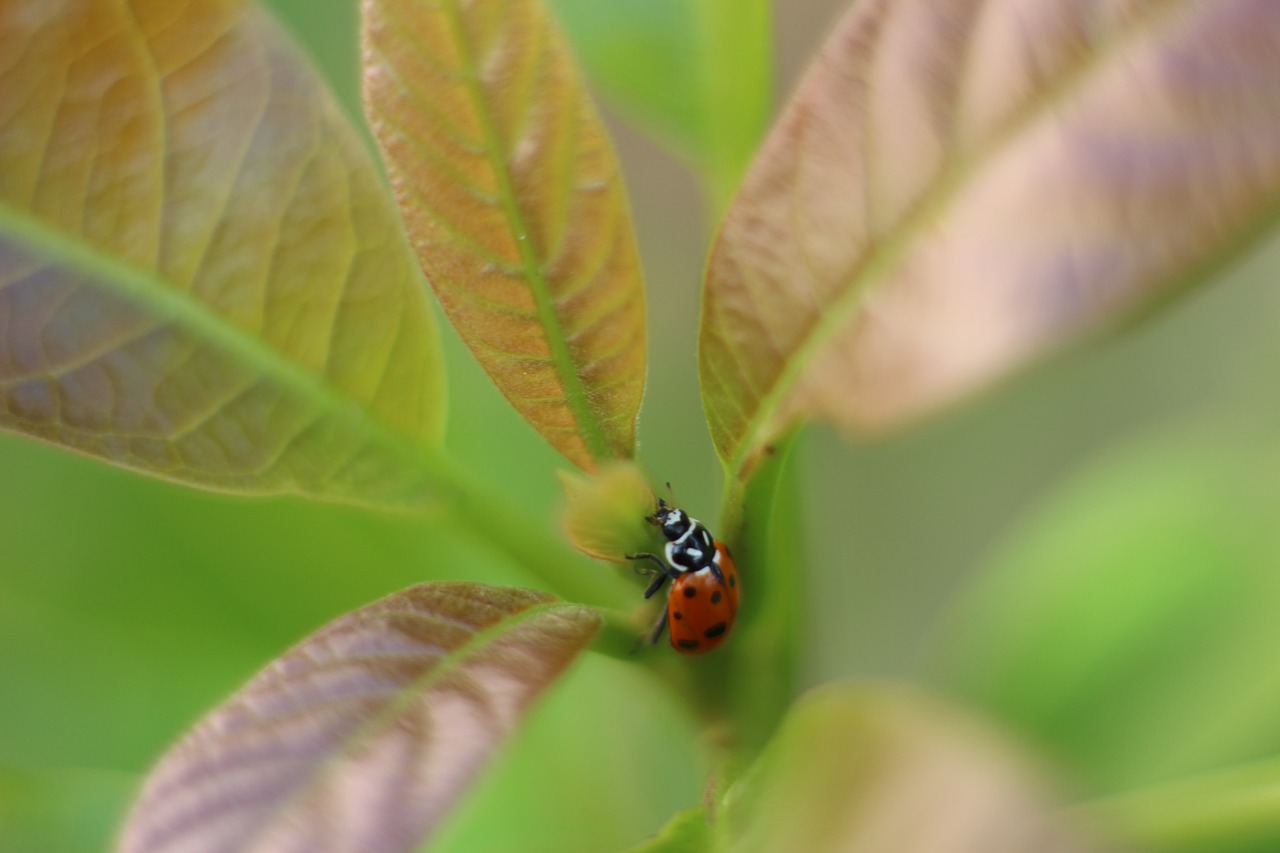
[
  {"x1": 665, "y1": 481, "x2": 678, "y2": 506},
  {"x1": 648, "y1": 495, "x2": 667, "y2": 524}
]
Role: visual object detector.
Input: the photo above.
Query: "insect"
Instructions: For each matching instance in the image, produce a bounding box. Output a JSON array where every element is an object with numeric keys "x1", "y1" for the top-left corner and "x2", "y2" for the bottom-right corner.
[{"x1": 627, "y1": 498, "x2": 740, "y2": 654}]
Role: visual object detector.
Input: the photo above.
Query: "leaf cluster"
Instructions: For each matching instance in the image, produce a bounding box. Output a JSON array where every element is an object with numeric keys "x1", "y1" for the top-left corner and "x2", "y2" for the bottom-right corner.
[{"x1": 3, "y1": 0, "x2": 1280, "y2": 851}]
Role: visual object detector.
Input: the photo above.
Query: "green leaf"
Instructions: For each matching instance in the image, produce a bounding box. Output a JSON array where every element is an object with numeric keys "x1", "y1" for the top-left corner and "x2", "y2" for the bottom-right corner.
[
  {"x1": 0, "y1": 764, "x2": 136, "y2": 853},
  {"x1": 721, "y1": 685, "x2": 1102, "y2": 853},
  {"x1": 1081, "y1": 754, "x2": 1280, "y2": 853},
  {"x1": 0, "y1": 0, "x2": 445, "y2": 507},
  {"x1": 546, "y1": 0, "x2": 772, "y2": 210},
  {"x1": 363, "y1": 0, "x2": 647, "y2": 471},
  {"x1": 623, "y1": 807, "x2": 710, "y2": 853},
  {"x1": 928, "y1": 428, "x2": 1280, "y2": 795},
  {"x1": 699, "y1": 0, "x2": 1280, "y2": 482},
  {"x1": 118, "y1": 582, "x2": 601, "y2": 853}
]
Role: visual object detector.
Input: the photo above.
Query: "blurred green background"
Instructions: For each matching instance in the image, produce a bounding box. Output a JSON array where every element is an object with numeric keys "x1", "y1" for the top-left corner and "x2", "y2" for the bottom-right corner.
[{"x1": 6, "y1": 0, "x2": 1280, "y2": 850}]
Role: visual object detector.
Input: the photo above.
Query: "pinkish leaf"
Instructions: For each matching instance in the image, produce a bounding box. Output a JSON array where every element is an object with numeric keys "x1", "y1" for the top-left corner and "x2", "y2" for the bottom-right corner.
[
  {"x1": 701, "y1": 0, "x2": 1280, "y2": 481},
  {"x1": 118, "y1": 582, "x2": 600, "y2": 853}
]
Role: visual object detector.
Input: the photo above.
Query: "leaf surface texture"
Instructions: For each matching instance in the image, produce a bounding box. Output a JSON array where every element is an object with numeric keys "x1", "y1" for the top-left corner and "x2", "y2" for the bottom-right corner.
[
  {"x1": 0, "y1": 0, "x2": 445, "y2": 505},
  {"x1": 701, "y1": 0, "x2": 1280, "y2": 476},
  {"x1": 364, "y1": 0, "x2": 647, "y2": 469}
]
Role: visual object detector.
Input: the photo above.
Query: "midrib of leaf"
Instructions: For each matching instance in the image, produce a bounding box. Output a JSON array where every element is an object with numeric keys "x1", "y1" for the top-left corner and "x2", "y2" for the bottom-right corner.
[
  {"x1": 437, "y1": 0, "x2": 615, "y2": 465},
  {"x1": 724, "y1": 0, "x2": 1196, "y2": 481},
  {"x1": 0, "y1": 199, "x2": 447, "y2": 483},
  {"x1": 233, "y1": 597, "x2": 586, "y2": 845}
]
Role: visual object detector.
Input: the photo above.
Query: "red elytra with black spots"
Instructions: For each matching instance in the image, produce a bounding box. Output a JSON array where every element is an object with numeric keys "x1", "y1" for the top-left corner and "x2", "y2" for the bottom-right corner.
[{"x1": 667, "y1": 541, "x2": 740, "y2": 654}]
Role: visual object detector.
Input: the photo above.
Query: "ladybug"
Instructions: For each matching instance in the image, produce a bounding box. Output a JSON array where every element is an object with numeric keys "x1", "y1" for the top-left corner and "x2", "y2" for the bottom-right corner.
[{"x1": 627, "y1": 498, "x2": 740, "y2": 654}]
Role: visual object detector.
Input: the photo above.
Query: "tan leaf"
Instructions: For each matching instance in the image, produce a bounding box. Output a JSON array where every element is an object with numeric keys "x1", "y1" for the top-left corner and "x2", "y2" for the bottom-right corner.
[
  {"x1": 725, "y1": 685, "x2": 1109, "y2": 853},
  {"x1": 700, "y1": 0, "x2": 1280, "y2": 478},
  {"x1": 363, "y1": 0, "x2": 647, "y2": 471},
  {"x1": 0, "y1": 0, "x2": 445, "y2": 506},
  {"x1": 117, "y1": 582, "x2": 601, "y2": 853}
]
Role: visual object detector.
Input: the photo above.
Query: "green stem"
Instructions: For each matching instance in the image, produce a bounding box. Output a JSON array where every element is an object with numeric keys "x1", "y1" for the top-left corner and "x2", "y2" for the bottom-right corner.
[
  {"x1": 718, "y1": 472, "x2": 747, "y2": 544},
  {"x1": 1073, "y1": 755, "x2": 1280, "y2": 850},
  {"x1": 729, "y1": 430, "x2": 803, "y2": 767},
  {"x1": 695, "y1": 429, "x2": 804, "y2": 781}
]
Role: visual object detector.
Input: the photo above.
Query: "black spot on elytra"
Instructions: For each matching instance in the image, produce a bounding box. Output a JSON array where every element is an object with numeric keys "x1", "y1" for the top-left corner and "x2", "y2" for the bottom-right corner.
[
  {"x1": 673, "y1": 611, "x2": 683, "y2": 620},
  {"x1": 728, "y1": 575, "x2": 736, "y2": 588},
  {"x1": 704, "y1": 622, "x2": 728, "y2": 639},
  {"x1": 683, "y1": 585, "x2": 697, "y2": 598},
  {"x1": 711, "y1": 590, "x2": 722, "y2": 604},
  {"x1": 677, "y1": 638, "x2": 700, "y2": 650}
]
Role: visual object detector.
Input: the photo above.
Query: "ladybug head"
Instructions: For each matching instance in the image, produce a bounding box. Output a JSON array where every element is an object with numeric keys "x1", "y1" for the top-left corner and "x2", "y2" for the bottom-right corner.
[{"x1": 650, "y1": 498, "x2": 691, "y2": 542}]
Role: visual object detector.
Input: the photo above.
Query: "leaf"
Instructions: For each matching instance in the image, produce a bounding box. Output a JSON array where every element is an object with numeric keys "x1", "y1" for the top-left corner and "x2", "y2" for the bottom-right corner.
[
  {"x1": 0, "y1": 0, "x2": 445, "y2": 506},
  {"x1": 1081, "y1": 754, "x2": 1280, "y2": 853},
  {"x1": 117, "y1": 581, "x2": 601, "y2": 853},
  {"x1": 557, "y1": 460, "x2": 655, "y2": 562},
  {"x1": 623, "y1": 806, "x2": 709, "y2": 853},
  {"x1": 363, "y1": 0, "x2": 647, "y2": 471},
  {"x1": 928, "y1": 428, "x2": 1280, "y2": 795},
  {"x1": 545, "y1": 0, "x2": 773, "y2": 210},
  {"x1": 722, "y1": 685, "x2": 1104, "y2": 853},
  {"x1": 699, "y1": 0, "x2": 1280, "y2": 479}
]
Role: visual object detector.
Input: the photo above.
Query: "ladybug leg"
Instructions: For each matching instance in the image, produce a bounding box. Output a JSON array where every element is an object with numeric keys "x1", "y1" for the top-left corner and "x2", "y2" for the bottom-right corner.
[
  {"x1": 627, "y1": 554, "x2": 679, "y2": 600},
  {"x1": 707, "y1": 551, "x2": 726, "y2": 583},
  {"x1": 626, "y1": 552, "x2": 668, "y2": 577},
  {"x1": 647, "y1": 607, "x2": 670, "y2": 646},
  {"x1": 642, "y1": 571, "x2": 669, "y2": 600}
]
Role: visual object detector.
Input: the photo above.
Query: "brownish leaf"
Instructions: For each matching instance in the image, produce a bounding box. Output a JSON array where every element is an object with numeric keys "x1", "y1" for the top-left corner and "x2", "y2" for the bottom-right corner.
[
  {"x1": 117, "y1": 582, "x2": 600, "y2": 853},
  {"x1": 363, "y1": 0, "x2": 647, "y2": 471},
  {"x1": 700, "y1": 0, "x2": 1280, "y2": 479},
  {"x1": 0, "y1": 0, "x2": 445, "y2": 506}
]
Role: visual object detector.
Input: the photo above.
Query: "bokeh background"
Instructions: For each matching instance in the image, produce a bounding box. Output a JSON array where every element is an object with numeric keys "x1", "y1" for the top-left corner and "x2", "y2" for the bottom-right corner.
[{"x1": 5, "y1": 0, "x2": 1280, "y2": 849}]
